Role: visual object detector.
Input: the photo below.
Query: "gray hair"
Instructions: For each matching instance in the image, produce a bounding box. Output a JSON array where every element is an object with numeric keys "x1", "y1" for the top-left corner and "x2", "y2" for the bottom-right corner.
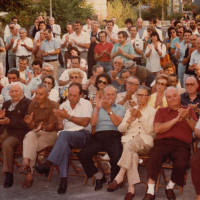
[
  {"x1": 103, "y1": 84, "x2": 117, "y2": 94},
  {"x1": 19, "y1": 28, "x2": 27, "y2": 33},
  {"x1": 127, "y1": 76, "x2": 140, "y2": 84},
  {"x1": 136, "y1": 86, "x2": 151, "y2": 96},
  {"x1": 164, "y1": 86, "x2": 180, "y2": 95},
  {"x1": 185, "y1": 76, "x2": 198, "y2": 84},
  {"x1": 10, "y1": 82, "x2": 23, "y2": 91},
  {"x1": 92, "y1": 21, "x2": 100, "y2": 27},
  {"x1": 113, "y1": 56, "x2": 123, "y2": 63},
  {"x1": 42, "y1": 63, "x2": 53, "y2": 71},
  {"x1": 37, "y1": 83, "x2": 49, "y2": 93}
]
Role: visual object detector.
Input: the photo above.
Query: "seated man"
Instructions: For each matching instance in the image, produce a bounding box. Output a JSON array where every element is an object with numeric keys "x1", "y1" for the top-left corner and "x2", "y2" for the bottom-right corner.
[
  {"x1": 143, "y1": 87, "x2": 197, "y2": 200},
  {"x1": 34, "y1": 83, "x2": 93, "y2": 194},
  {"x1": 116, "y1": 76, "x2": 139, "y2": 110},
  {"x1": 2, "y1": 69, "x2": 31, "y2": 101},
  {"x1": 191, "y1": 119, "x2": 200, "y2": 200},
  {"x1": 181, "y1": 77, "x2": 200, "y2": 116},
  {"x1": 79, "y1": 85, "x2": 126, "y2": 191},
  {"x1": 21, "y1": 83, "x2": 58, "y2": 189},
  {"x1": 0, "y1": 82, "x2": 31, "y2": 188},
  {"x1": 108, "y1": 86, "x2": 156, "y2": 199}
]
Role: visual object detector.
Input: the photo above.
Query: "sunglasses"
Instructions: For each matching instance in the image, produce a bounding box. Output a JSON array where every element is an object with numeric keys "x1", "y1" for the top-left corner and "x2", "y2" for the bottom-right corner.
[{"x1": 98, "y1": 80, "x2": 107, "y2": 85}]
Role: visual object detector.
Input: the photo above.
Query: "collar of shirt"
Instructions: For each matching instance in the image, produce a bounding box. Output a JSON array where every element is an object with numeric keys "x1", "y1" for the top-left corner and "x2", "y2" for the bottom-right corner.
[
  {"x1": 33, "y1": 98, "x2": 52, "y2": 109},
  {"x1": 167, "y1": 105, "x2": 187, "y2": 113}
]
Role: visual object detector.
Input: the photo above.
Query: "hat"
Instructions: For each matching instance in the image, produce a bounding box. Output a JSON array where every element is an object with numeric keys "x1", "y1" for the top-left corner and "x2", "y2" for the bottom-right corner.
[{"x1": 124, "y1": 60, "x2": 136, "y2": 69}]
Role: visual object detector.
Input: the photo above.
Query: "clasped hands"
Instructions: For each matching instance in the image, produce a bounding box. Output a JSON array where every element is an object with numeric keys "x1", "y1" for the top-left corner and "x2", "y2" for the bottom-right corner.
[
  {"x1": 176, "y1": 107, "x2": 190, "y2": 122},
  {"x1": 126, "y1": 108, "x2": 141, "y2": 124}
]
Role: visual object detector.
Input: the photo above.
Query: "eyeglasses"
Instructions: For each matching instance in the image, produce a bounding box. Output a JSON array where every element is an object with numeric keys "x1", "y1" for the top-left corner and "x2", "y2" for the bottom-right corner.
[
  {"x1": 177, "y1": 31, "x2": 183, "y2": 34},
  {"x1": 126, "y1": 81, "x2": 139, "y2": 86},
  {"x1": 185, "y1": 83, "x2": 195, "y2": 87},
  {"x1": 70, "y1": 76, "x2": 80, "y2": 79},
  {"x1": 157, "y1": 82, "x2": 167, "y2": 86},
  {"x1": 137, "y1": 94, "x2": 149, "y2": 98},
  {"x1": 114, "y1": 62, "x2": 122, "y2": 65},
  {"x1": 98, "y1": 80, "x2": 107, "y2": 85}
]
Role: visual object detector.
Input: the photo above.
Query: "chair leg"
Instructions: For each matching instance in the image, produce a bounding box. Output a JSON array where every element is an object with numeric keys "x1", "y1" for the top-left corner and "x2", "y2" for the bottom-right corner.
[{"x1": 48, "y1": 165, "x2": 54, "y2": 181}]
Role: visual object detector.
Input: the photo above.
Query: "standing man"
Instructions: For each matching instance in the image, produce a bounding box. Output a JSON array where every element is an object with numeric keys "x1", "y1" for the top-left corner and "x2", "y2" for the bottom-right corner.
[
  {"x1": 111, "y1": 31, "x2": 134, "y2": 64},
  {"x1": 41, "y1": 29, "x2": 60, "y2": 80},
  {"x1": 143, "y1": 87, "x2": 197, "y2": 200},
  {"x1": 128, "y1": 26, "x2": 143, "y2": 65},
  {"x1": 79, "y1": 85, "x2": 125, "y2": 190},
  {"x1": 136, "y1": 18, "x2": 146, "y2": 39},
  {"x1": 106, "y1": 20, "x2": 118, "y2": 44},
  {"x1": 190, "y1": 19, "x2": 199, "y2": 35},
  {"x1": 0, "y1": 82, "x2": 31, "y2": 188},
  {"x1": 83, "y1": 17, "x2": 92, "y2": 34},
  {"x1": 69, "y1": 21, "x2": 90, "y2": 61},
  {"x1": 5, "y1": 24, "x2": 19, "y2": 69},
  {"x1": 88, "y1": 21, "x2": 100, "y2": 78},
  {"x1": 21, "y1": 83, "x2": 58, "y2": 189},
  {"x1": 61, "y1": 22, "x2": 74, "y2": 67},
  {"x1": 94, "y1": 31, "x2": 113, "y2": 72},
  {"x1": 49, "y1": 17, "x2": 61, "y2": 40},
  {"x1": 34, "y1": 83, "x2": 93, "y2": 194},
  {"x1": 12, "y1": 28, "x2": 33, "y2": 68}
]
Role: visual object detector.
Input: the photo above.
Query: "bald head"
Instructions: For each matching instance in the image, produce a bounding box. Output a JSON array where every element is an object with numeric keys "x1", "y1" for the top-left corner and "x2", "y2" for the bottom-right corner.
[{"x1": 165, "y1": 86, "x2": 181, "y2": 109}]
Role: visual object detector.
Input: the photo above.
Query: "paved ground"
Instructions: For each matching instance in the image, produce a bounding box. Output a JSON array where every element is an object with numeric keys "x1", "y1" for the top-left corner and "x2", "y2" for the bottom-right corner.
[{"x1": 0, "y1": 156, "x2": 196, "y2": 200}]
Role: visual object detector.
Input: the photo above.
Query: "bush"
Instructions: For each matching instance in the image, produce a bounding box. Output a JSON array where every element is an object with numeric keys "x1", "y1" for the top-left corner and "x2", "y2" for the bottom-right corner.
[{"x1": 107, "y1": 0, "x2": 138, "y2": 28}]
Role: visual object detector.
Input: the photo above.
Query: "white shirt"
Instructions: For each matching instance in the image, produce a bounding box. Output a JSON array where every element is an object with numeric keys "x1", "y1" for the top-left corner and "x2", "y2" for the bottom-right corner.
[
  {"x1": 13, "y1": 37, "x2": 33, "y2": 56},
  {"x1": 127, "y1": 38, "x2": 143, "y2": 57},
  {"x1": 61, "y1": 32, "x2": 74, "y2": 51},
  {"x1": 4, "y1": 24, "x2": 20, "y2": 42},
  {"x1": 59, "y1": 68, "x2": 87, "y2": 87},
  {"x1": 106, "y1": 30, "x2": 118, "y2": 44},
  {"x1": 83, "y1": 24, "x2": 92, "y2": 35},
  {"x1": 118, "y1": 105, "x2": 156, "y2": 145},
  {"x1": 145, "y1": 43, "x2": 166, "y2": 73},
  {"x1": 69, "y1": 31, "x2": 90, "y2": 52},
  {"x1": 189, "y1": 50, "x2": 200, "y2": 66},
  {"x1": 49, "y1": 88, "x2": 59, "y2": 103},
  {"x1": 60, "y1": 98, "x2": 93, "y2": 131},
  {"x1": 51, "y1": 24, "x2": 61, "y2": 39}
]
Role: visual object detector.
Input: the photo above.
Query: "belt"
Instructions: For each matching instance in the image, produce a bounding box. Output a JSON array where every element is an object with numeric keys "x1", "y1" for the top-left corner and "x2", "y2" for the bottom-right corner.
[
  {"x1": 16, "y1": 55, "x2": 31, "y2": 57},
  {"x1": 44, "y1": 59, "x2": 58, "y2": 62}
]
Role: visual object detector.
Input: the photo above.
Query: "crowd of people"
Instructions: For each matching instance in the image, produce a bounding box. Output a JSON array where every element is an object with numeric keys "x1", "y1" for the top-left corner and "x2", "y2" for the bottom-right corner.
[{"x1": 0, "y1": 13, "x2": 200, "y2": 200}]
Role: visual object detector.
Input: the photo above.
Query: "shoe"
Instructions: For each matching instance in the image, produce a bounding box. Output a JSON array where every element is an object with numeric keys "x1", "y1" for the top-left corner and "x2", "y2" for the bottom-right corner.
[
  {"x1": 107, "y1": 180, "x2": 123, "y2": 192},
  {"x1": 95, "y1": 176, "x2": 107, "y2": 191},
  {"x1": 57, "y1": 178, "x2": 67, "y2": 194},
  {"x1": 143, "y1": 193, "x2": 155, "y2": 200},
  {"x1": 33, "y1": 163, "x2": 50, "y2": 176},
  {"x1": 22, "y1": 174, "x2": 33, "y2": 189},
  {"x1": 165, "y1": 188, "x2": 176, "y2": 200},
  {"x1": 4, "y1": 172, "x2": 13, "y2": 188},
  {"x1": 124, "y1": 192, "x2": 135, "y2": 200}
]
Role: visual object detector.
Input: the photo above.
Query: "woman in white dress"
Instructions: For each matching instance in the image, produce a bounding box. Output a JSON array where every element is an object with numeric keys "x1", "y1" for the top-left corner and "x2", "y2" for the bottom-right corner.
[{"x1": 145, "y1": 32, "x2": 166, "y2": 76}]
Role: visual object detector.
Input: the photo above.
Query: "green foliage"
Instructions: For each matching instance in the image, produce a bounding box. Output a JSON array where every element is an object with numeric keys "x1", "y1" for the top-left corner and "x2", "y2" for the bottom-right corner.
[
  {"x1": 166, "y1": 12, "x2": 183, "y2": 20},
  {"x1": 107, "y1": 0, "x2": 138, "y2": 28},
  {"x1": 0, "y1": 0, "x2": 93, "y2": 34}
]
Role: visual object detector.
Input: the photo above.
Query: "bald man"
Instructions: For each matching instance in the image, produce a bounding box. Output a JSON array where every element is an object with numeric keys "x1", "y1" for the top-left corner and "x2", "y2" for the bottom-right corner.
[{"x1": 143, "y1": 87, "x2": 197, "y2": 200}]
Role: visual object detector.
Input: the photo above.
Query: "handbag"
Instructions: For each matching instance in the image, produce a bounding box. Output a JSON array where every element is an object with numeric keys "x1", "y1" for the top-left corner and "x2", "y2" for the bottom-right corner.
[{"x1": 160, "y1": 44, "x2": 171, "y2": 68}]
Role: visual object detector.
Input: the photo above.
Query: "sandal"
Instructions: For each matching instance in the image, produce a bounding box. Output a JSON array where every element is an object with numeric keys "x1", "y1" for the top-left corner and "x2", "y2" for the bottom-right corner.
[
  {"x1": 22, "y1": 175, "x2": 34, "y2": 189},
  {"x1": 19, "y1": 165, "x2": 31, "y2": 174}
]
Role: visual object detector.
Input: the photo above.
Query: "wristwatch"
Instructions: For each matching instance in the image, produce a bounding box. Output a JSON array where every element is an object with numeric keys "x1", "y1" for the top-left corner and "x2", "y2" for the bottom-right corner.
[{"x1": 108, "y1": 111, "x2": 113, "y2": 115}]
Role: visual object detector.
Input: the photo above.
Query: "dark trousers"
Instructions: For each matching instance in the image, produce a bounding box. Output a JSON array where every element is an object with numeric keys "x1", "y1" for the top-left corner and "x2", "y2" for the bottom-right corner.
[
  {"x1": 191, "y1": 148, "x2": 200, "y2": 195},
  {"x1": 147, "y1": 139, "x2": 191, "y2": 187},
  {"x1": 79, "y1": 130, "x2": 122, "y2": 181}
]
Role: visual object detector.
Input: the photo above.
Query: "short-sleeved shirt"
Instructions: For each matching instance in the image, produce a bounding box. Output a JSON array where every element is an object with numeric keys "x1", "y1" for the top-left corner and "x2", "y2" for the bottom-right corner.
[
  {"x1": 154, "y1": 106, "x2": 198, "y2": 144},
  {"x1": 111, "y1": 42, "x2": 134, "y2": 64},
  {"x1": 6, "y1": 35, "x2": 19, "y2": 55},
  {"x1": 41, "y1": 37, "x2": 60, "y2": 60},
  {"x1": 127, "y1": 38, "x2": 143, "y2": 57},
  {"x1": 170, "y1": 37, "x2": 181, "y2": 50},
  {"x1": 94, "y1": 42, "x2": 113, "y2": 62},
  {"x1": 189, "y1": 50, "x2": 200, "y2": 66},
  {"x1": 176, "y1": 40, "x2": 191, "y2": 62},
  {"x1": 28, "y1": 98, "x2": 58, "y2": 130},
  {"x1": 60, "y1": 98, "x2": 93, "y2": 132},
  {"x1": 13, "y1": 37, "x2": 33, "y2": 56},
  {"x1": 96, "y1": 103, "x2": 126, "y2": 132},
  {"x1": 61, "y1": 32, "x2": 74, "y2": 51},
  {"x1": 108, "y1": 70, "x2": 123, "y2": 89},
  {"x1": 69, "y1": 31, "x2": 90, "y2": 52}
]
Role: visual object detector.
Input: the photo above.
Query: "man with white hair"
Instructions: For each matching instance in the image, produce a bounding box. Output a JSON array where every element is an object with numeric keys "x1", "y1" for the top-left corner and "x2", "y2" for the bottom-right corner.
[
  {"x1": 12, "y1": 28, "x2": 33, "y2": 68},
  {"x1": 0, "y1": 82, "x2": 31, "y2": 188},
  {"x1": 49, "y1": 17, "x2": 61, "y2": 40},
  {"x1": 143, "y1": 87, "x2": 197, "y2": 200},
  {"x1": 136, "y1": 18, "x2": 146, "y2": 39},
  {"x1": 27, "y1": 63, "x2": 55, "y2": 95}
]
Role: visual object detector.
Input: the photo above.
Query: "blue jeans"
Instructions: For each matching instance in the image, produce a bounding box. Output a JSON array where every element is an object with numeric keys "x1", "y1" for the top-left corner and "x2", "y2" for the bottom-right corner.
[
  {"x1": 96, "y1": 61, "x2": 112, "y2": 72},
  {"x1": 48, "y1": 129, "x2": 90, "y2": 178}
]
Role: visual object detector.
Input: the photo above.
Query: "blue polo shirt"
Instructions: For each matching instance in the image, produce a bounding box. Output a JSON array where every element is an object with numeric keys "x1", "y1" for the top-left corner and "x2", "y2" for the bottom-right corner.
[
  {"x1": 96, "y1": 103, "x2": 126, "y2": 132},
  {"x1": 41, "y1": 38, "x2": 60, "y2": 60},
  {"x1": 111, "y1": 42, "x2": 134, "y2": 64}
]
